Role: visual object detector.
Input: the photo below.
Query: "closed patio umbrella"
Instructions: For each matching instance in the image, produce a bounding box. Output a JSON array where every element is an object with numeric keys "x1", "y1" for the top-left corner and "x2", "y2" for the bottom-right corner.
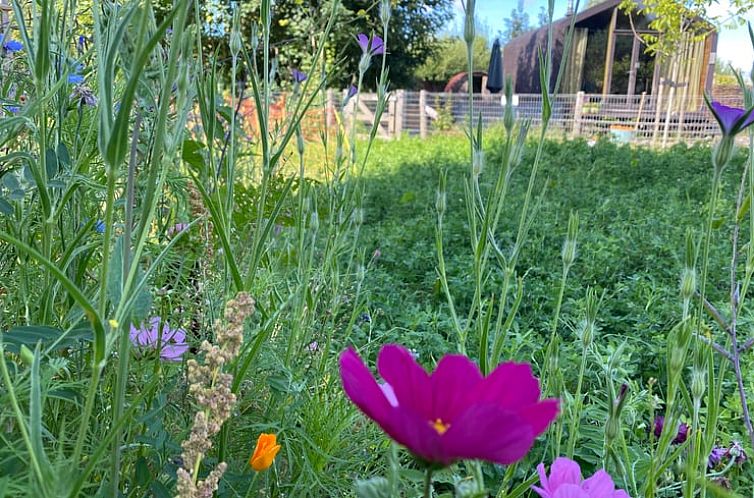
[{"x1": 486, "y1": 39, "x2": 503, "y2": 94}]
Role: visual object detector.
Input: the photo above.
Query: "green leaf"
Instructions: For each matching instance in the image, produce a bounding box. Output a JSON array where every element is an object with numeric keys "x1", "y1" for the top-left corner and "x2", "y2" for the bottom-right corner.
[
  {"x1": 2, "y1": 326, "x2": 93, "y2": 354},
  {"x1": 56, "y1": 143, "x2": 71, "y2": 168},
  {"x1": 0, "y1": 198, "x2": 12, "y2": 215},
  {"x1": 45, "y1": 148, "x2": 58, "y2": 179},
  {"x1": 354, "y1": 477, "x2": 392, "y2": 498},
  {"x1": 181, "y1": 139, "x2": 206, "y2": 170}
]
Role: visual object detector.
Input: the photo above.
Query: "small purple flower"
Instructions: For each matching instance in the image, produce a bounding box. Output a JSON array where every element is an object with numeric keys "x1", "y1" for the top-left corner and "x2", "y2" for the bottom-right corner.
[
  {"x1": 708, "y1": 445, "x2": 726, "y2": 468},
  {"x1": 2, "y1": 39, "x2": 23, "y2": 52},
  {"x1": 167, "y1": 222, "x2": 190, "y2": 237},
  {"x1": 727, "y1": 441, "x2": 747, "y2": 465},
  {"x1": 674, "y1": 422, "x2": 689, "y2": 444},
  {"x1": 356, "y1": 33, "x2": 385, "y2": 55},
  {"x1": 708, "y1": 101, "x2": 754, "y2": 136},
  {"x1": 5, "y1": 105, "x2": 20, "y2": 114},
  {"x1": 291, "y1": 68, "x2": 307, "y2": 83},
  {"x1": 358, "y1": 312, "x2": 371, "y2": 324},
  {"x1": 129, "y1": 316, "x2": 189, "y2": 362},
  {"x1": 94, "y1": 220, "x2": 106, "y2": 234},
  {"x1": 347, "y1": 84, "x2": 358, "y2": 99},
  {"x1": 77, "y1": 35, "x2": 86, "y2": 50},
  {"x1": 71, "y1": 84, "x2": 98, "y2": 107},
  {"x1": 307, "y1": 341, "x2": 319, "y2": 352}
]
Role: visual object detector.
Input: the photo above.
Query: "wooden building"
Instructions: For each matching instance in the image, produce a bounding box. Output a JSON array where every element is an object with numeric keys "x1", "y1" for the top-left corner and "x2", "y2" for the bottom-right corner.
[{"x1": 502, "y1": 0, "x2": 717, "y2": 103}]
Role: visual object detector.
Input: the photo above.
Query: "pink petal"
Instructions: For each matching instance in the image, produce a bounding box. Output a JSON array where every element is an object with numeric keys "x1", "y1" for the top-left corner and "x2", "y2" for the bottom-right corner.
[
  {"x1": 582, "y1": 469, "x2": 615, "y2": 497},
  {"x1": 517, "y1": 398, "x2": 560, "y2": 436},
  {"x1": 430, "y1": 354, "x2": 483, "y2": 422},
  {"x1": 553, "y1": 484, "x2": 590, "y2": 498},
  {"x1": 548, "y1": 458, "x2": 583, "y2": 488},
  {"x1": 377, "y1": 345, "x2": 432, "y2": 420},
  {"x1": 161, "y1": 344, "x2": 189, "y2": 361},
  {"x1": 472, "y1": 362, "x2": 541, "y2": 409},
  {"x1": 340, "y1": 349, "x2": 395, "y2": 430},
  {"x1": 440, "y1": 403, "x2": 534, "y2": 465}
]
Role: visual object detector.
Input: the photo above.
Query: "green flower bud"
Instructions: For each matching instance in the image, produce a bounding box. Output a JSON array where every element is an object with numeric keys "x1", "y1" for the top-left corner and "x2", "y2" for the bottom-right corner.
[
  {"x1": 435, "y1": 190, "x2": 446, "y2": 216},
  {"x1": 19, "y1": 344, "x2": 34, "y2": 366},
  {"x1": 691, "y1": 368, "x2": 706, "y2": 402},
  {"x1": 713, "y1": 135, "x2": 735, "y2": 173},
  {"x1": 680, "y1": 267, "x2": 696, "y2": 301}
]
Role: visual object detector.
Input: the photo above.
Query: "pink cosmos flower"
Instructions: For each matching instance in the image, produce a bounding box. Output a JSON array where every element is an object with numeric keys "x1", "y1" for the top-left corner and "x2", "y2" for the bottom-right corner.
[
  {"x1": 533, "y1": 457, "x2": 630, "y2": 498},
  {"x1": 339, "y1": 344, "x2": 558, "y2": 466},
  {"x1": 129, "y1": 316, "x2": 189, "y2": 362}
]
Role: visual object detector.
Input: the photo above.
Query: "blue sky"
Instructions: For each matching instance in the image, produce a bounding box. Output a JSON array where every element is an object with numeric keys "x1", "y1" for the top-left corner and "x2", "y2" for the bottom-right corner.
[{"x1": 450, "y1": 0, "x2": 754, "y2": 71}]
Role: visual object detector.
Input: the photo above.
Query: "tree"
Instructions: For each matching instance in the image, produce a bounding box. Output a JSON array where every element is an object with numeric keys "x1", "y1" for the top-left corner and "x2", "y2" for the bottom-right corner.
[
  {"x1": 502, "y1": 0, "x2": 530, "y2": 43},
  {"x1": 153, "y1": 0, "x2": 454, "y2": 89},
  {"x1": 619, "y1": 0, "x2": 754, "y2": 57},
  {"x1": 415, "y1": 36, "x2": 491, "y2": 84},
  {"x1": 537, "y1": 6, "x2": 549, "y2": 27}
]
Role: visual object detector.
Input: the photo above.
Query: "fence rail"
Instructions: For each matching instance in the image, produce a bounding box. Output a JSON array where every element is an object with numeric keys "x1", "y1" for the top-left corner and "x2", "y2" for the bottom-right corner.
[{"x1": 335, "y1": 90, "x2": 746, "y2": 146}]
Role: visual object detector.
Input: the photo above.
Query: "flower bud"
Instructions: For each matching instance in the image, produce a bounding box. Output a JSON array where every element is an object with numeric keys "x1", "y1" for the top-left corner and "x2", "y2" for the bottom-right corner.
[
  {"x1": 296, "y1": 126, "x2": 305, "y2": 157},
  {"x1": 352, "y1": 207, "x2": 364, "y2": 226},
  {"x1": 309, "y1": 211, "x2": 319, "y2": 232},
  {"x1": 605, "y1": 414, "x2": 620, "y2": 443},
  {"x1": 691, "y1": 368, "x2": 706, "y2": 402},
  {"x1": 379, "y1": 0, "x2": 391, "y2": 27},
  {"x1": 713, "y1": 135, "x2": 735, "y2": 173},
  {"x1": 19, "y1": 344, "x2": 34, "y2": 366},
  {"x1": 679, "y1": 267, "x2": 696, "y2": 301},
  {"x1": 503, "y1": 77, "x2": 515, "y2": 133},
  {"x1": 472, "y1": 149, "x2": 484, "y2": 177},
  {"x1": 562, "y1": 239, "x2": 577, "y2": 268}
]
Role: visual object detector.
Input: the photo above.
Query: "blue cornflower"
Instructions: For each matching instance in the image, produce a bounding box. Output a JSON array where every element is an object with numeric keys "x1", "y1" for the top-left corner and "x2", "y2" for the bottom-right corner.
[
  {"x1": 68, "y1": 73, "x2": 84, "y2": 84},
  {"x1": 3, "y1": 39, "x2": 23, "y2": 52},
  {"x1": 94, "y1": 220, "x2": 106, "y2": 234},
  {"x1": 5, "y1": 106, "x2": 19, "y2": 114}
]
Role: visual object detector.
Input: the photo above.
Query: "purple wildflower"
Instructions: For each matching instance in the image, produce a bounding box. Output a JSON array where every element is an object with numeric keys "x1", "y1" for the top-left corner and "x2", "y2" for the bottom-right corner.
[
  {"x1": 356, "y1": 33, "x2": 385, "y2": 55},
  {"x1": 356, "y1": 33, "x2": 370, "y2": 52},
  {"x1": 708, "y1": 445, "x2": 726, "y2": 468},
  {"x1": 5, "y1": 105, "x2": 19, "y2": 114},
  {"x1": 167, "y1": 222, "x2": 190, "y2": 237},
  {"x1": 71, "y1": 84, "x2": 98, "y2": 107},
  {"x1": 651, "y1": 416, "x2": 688, "y2": 444},
  {"x1": 533, "y1": 457, "x2": 630, "y2": 498},
  {"x1": 291, "y1": 68, "x2": 307, "y2": 83},
  {"x1": 307, "y1": 341, "x2": 319, "y2": 352},
  {"x1": 347, "y1": 84, "x2": 358, "y2": 99},
  {"x1": 727, "y1": 441, "x2": 747, "y2": 465},
  {"x1": 708, "y1": 101, "x2": 754, "y2": 136},
  {"x1": 339, "y1": 344, "x2": 558, "y2": 466},
  {"x1": 371, "y1": 35, "x2": 384, "y2": 55},
  {"x1": 129, "y1": 316, "x2": 189, "y2": 362}
]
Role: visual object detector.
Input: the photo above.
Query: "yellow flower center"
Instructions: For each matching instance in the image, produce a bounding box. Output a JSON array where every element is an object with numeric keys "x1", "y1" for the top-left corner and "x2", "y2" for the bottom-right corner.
[{"x1": 431, "y1": 418, "x2": 450, "y2": 435}]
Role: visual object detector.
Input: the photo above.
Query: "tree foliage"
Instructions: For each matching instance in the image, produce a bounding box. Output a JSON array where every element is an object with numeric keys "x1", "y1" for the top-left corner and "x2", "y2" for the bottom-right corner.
[
  {"x1": 502, "y1": 0, "x2": 530, "y2": 43},
  {"x1": 153, "y1": 0, "x2": 454, "y2": 89},
  {"x1": 415, "y1": 35, "x2": 491, "y2": 84},
  {"x1": 619, "y1": 0, "x2": 754, "y2": 57}
]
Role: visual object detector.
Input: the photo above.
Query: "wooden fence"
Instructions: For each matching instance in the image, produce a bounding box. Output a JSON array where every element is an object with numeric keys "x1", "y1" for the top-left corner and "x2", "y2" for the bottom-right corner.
[{"x1": 231, "y1": 89, "x2": 747, "y2": 147}]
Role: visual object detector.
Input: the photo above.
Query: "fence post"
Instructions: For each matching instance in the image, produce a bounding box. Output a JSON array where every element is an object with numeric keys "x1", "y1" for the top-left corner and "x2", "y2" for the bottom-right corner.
[
  {"x1": 572, "y1": 91, "x2": 585, "y2": 136},
  {"x1": 325, "y1": 89, "x2": 335, "y2": 129},
  {"x1": 394, "y1": 90, "x2": 405, "y2": 138},
  {"x1": 419, "y1": 90, "x2": 428, "y2": 139}
]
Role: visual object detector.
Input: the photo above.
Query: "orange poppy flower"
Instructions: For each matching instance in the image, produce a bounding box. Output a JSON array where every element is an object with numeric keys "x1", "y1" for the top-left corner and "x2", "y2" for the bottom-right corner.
[{"x1": 249, "y1": 433, "x2": 281, "y2": 471}]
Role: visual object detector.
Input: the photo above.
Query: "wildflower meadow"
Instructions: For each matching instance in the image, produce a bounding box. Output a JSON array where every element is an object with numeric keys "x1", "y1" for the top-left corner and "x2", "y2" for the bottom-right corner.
[{"x1": 0, "y1": 0, "x2": 753, "y2": 497}]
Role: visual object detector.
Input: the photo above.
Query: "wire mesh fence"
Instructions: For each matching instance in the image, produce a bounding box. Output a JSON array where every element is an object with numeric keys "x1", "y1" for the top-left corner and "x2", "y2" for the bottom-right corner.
[{"x1": 341, "y1": 90, "x2": 747, "y2": 147}]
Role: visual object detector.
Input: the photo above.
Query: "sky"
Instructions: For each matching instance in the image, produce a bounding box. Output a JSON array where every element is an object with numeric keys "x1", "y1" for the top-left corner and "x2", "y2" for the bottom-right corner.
[{"x1": 450, "y1": 0, "x2": 754, "y2": 72}]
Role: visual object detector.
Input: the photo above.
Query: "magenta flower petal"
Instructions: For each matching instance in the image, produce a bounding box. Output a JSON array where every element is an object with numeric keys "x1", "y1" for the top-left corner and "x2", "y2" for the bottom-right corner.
[
  {"x1": 340, "y1": 348, "x2": 400, "y2": 434},
  {"x1": 442, "y1": 403, "x2": 534, "y2": 465},
  {"x1": 518, "y1": 398, "x2": 560, "y2": 435},
  {"x1": 356, "y1": 33, "x2": 370, "y2": 52},
  {"x1": 430, "y1": 354, "x2": 483, "y2": 421},
  {"x1": 377, "y1": 344, "x2": 432, "y2": 419},
  {"x1": 582, "y1": 470, "x2": 615, "y2": 497},
  {"x1": 613, "y1": 492, "x2": 630, "y2": 498},
  {"x1": 472, "y1": 362, "x2": 542, "y2": 408},
  {"x1": 340, "y1": 344, "x2": 558, "y2": 467}
]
